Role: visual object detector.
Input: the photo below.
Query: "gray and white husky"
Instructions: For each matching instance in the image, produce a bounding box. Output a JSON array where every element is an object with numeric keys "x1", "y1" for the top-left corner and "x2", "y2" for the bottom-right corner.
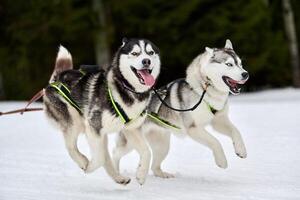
[
  {"x1": 113, "y1": 40, "x2": 249, "y2": 179},
  {"x1": 43, "y1": 38, "x2": 161, "y2": 185}
]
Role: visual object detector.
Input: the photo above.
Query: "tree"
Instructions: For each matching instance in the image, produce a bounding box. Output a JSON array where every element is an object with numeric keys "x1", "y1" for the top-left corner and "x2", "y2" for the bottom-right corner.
[
  {"x1": 282, "y1": 0, "x2": 300, "y2": 87},
  {"x1": 0, "y1": 0, "x2": 299, "y2": 99},
  {"x1": 0, "y1": 73, "x2": 4, "y2": 99},
  {"x1": 92, "y1": 0, "x2": 111, "y2": 69},
  {"x1": 0, "y1": 0, "x2": 96, "y2": 100}
]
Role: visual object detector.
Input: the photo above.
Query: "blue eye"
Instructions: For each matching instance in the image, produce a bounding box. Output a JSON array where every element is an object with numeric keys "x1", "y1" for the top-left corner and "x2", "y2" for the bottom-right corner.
[
  {"x1": 131, "y1": 52, "x2": 139, "y2": 56},
  {"x1": 226, "y1": 63, "x2": 233, "y2": 67},
  {"x1": 148, "y1": 51, "x2": 154, "y2": 55}
]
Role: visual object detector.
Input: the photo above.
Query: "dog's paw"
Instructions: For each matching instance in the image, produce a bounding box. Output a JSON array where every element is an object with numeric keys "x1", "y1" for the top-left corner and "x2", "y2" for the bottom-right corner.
[
  {"x1": 153, "y1": 170, "x2": 175, "y2": 179},
  {"x1": 77, "y1": 155, "x2": 89, "y2": 171},
  {"x1": 136, "y1": 176, "x2": 146, "y2": 185},
  {"x1": 84, "y1": 161, "x2": 100, "y2": 173},
  {"x1": 234, "y1": 142, "x2": 247, "y2": 158},
  {"x1": 114, "y1": 175, "x2": 131, "y2": 185},
  {"x1": 215, "y1": 154, "x2": 228, "y2": 169},
  {"x1": 136, "y1": 168, "x2": 148, "y2": 185}
]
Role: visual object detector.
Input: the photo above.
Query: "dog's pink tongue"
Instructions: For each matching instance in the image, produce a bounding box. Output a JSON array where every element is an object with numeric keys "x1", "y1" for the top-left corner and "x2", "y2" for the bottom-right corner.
[{"x1": 137, "y1": 69, "x2": 155, "y2": 87}]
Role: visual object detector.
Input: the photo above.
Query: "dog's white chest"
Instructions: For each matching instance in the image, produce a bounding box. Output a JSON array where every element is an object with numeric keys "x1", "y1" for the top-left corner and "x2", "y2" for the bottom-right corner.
[
  {"x1": 101, "y1": 110, "x2": 124, "y2": 133},
  {"x1": 100, "y1": 107, "x2": 147, "y2": 134},
  {"x1": 125, "y1": 114, "x2": 147, "y2": 130},
  {"x1": 190, "y1": 103, "x2": 215, "y2": 125},
  {"x1": 203, "y1": 88, "x2": 228, "y2": 111}
]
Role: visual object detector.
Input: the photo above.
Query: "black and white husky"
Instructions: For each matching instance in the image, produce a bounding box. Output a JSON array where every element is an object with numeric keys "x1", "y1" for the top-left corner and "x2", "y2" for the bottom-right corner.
[
  {"x1": 113, "y1": 40, "x2": 249, "y2": 179},
  {"x1": 43, "y1": 38, "x2": 161, "y2": 185}
]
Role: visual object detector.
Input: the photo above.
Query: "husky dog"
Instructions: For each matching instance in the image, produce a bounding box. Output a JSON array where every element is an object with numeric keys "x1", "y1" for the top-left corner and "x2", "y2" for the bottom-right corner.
[
  {"x1": 43, "y1": 38, "x2": 161, "y2": 185},
  {"x1": 113, "y1": 40, "x2": 248, "y2": 178}
]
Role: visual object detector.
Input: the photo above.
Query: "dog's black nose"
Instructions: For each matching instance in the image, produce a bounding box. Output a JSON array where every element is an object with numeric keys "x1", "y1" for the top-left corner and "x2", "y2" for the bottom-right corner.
[
  {"x1": 242, "y1": 72, "x2": 249, "y2": 79},
  {"x1": 142, "y1": 59, "x2": 151, "y2": 67}
]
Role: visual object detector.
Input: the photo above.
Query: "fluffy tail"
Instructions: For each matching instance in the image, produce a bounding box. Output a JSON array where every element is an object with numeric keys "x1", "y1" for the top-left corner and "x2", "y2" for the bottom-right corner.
[{"x1": 49, "y1": 45, "x2": 73, "y2": 83}]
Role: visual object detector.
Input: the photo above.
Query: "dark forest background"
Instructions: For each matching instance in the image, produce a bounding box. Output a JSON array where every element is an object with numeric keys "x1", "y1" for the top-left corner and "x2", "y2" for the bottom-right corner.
[{"x1": 0, "y1": 0, "x2": 299, "y2": 100}]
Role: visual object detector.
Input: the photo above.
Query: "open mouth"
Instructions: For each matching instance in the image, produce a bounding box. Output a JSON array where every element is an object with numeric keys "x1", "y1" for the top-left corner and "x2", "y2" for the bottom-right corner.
[
  {"x1": 222, "y1": 76, "x2": 246, "y2": 95},
  {"x1": 130, "y1": 66, "x2": 155, "y2": 87}
]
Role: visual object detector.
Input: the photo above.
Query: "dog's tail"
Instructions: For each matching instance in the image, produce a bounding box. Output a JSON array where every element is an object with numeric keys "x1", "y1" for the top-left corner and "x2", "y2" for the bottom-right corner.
[{"x1": 49, "y1": 45, "x2": 73, "y2": 83}]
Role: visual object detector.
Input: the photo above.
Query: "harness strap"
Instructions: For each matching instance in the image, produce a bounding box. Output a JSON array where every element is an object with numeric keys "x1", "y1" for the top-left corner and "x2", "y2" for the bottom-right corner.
[
  {"x1": 49, "y1": 81, "x2": 139, "y2": 125},
  {"x1": 207, "y1": 103, "x2": 218, "y2": 115},
  {"x1": 107, "y1": 86, "x2": 181, "y2": 129},
  {"x1": 147, "y1": 112, "x2": 180, "y2": 130},
  {"x1": 152, "y1": 79, "x2": 208, "y2": 112},
  {"x1": 49, "y1": 82, "x2": 82, "y2": 114},
  {"x1": 107, "y1": 86, "x2": 131, "y2": 124},
  {"x1": 49, "y1": 66, "x2": 103, "y2": 114}
]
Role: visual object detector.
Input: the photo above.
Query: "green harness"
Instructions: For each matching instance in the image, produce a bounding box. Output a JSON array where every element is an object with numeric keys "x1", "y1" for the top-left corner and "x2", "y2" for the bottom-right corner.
[
  {"x1": 107, "y1": 86, "x2": 180, "y2": 130},
  {"x1": 49, "y1": 80, "x2": 181, "y2": 130},
  {"x1": 49, "y1": 66, "x2": 215, "y2": 130},
  {"x1": 49, "y1": 81, "x2": 82, "y2": 114},
  {"x1": 107, "y1": 86, "x2": 133, "y2": 124},
  {"x1": 208, "y1": 104, "x2": 218, "y2": 115},
  {"x1": 147, "y1": 112, "x2": 181, "y2": 130}
]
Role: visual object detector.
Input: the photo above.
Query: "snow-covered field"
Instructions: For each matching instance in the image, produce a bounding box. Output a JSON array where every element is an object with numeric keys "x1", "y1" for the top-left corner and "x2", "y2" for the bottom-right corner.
[{"x1": 1, "y1": 88, "x2": 300, "y2": 200}]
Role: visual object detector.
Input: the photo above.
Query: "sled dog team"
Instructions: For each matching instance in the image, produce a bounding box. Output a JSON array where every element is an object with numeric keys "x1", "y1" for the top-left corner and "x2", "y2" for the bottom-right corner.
[{"x1": 44, "y1": 38, "x2": 249, "y2": 185}]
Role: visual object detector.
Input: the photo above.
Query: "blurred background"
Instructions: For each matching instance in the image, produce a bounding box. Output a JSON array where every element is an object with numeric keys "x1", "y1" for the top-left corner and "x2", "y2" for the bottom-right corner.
[{"x1": 0, "y1": 0, "x2": 299, "y2": 100}]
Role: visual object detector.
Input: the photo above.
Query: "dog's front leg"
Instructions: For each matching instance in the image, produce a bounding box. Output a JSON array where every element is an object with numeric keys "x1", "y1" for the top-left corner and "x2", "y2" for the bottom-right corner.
[
  {"x1": 212, "y1": 113, "x2": 247, "y2": 158},
  {"x1": 123, "y1": 128, "x2": 151, "y2": 185},
  {"x1": 85, "y1": 127, "x2": 131, "y2": 185},
  {"x1": 112, "y1": 132, "x2": 134, "y2": 172},
  {"x1": 103, "y1": 134, "x2": 131, "y2": 185},
  {"x1": 187, "y1": 125, "x2": 228, "y2": 169}
]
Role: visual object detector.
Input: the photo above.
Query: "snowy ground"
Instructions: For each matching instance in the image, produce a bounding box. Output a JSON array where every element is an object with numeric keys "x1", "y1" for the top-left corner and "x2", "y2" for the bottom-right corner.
[{"x1": 1, "y1": 88, "x2": 300, "y2": 200}]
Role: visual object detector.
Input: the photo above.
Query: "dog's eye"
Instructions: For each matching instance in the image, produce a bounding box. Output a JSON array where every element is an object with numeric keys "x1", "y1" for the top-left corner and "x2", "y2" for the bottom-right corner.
[
  {"x1": 131, "y1": 52, "x2": 139, "y2": 56},
  {"x1": 148, "y1": 51, "x2": 154, "y2": 55},
  {"x1": 226, "y1": 63, "x2": 233, "y2": 67}
]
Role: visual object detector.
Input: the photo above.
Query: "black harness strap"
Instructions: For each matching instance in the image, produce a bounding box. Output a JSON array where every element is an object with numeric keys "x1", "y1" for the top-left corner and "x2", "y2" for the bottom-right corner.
[
  {"x1": 114, "y1": 101, "x2": 131, "y2": 124},
  {"x1": 49, "y1": 82, "x2": 82, "y2": 114},
  {"x1": 152, "y1": 79, "x2": 207, "y2": 112},
  {"x1": 209, "y1": 106, "x2": 218, "y2": 115},
  {"x1": 147, "y1": 112, "x2": 180, "y2": 130}
]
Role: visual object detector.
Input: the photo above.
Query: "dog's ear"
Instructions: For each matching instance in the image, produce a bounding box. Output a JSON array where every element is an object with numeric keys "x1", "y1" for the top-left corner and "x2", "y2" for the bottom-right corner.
[
  {"x1": 225, "y1": 39, "x2": 233, "y2": 49},
  {"x1": 205, "y1": 47, "x2": 214, "y2": 56},
  {"x1": 121, "y1": 37, "x2": 128, "y2": 47}
]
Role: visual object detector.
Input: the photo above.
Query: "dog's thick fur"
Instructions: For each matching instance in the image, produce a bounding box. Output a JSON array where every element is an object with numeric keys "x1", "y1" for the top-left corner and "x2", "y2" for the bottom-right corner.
[
  {"x1": 113, "y1": 40, "x2": 249, "y2": 179},
  {"x1": 43, "y1": 38, "x2": 161, "y2": 185}
]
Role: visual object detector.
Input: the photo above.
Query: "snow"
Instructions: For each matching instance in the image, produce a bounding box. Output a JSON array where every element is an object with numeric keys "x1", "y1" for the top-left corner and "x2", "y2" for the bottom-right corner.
[{"x1": 1, "y1": 88, "x2": 300, "y2": 200}]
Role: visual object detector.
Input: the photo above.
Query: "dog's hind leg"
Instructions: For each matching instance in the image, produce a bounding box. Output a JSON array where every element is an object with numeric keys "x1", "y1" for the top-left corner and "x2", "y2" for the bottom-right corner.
[
  {"x1": 123, "y1": 128, "x2": 151, "y2": 185},
  {"x1": 187, "y1": 126, "x2": 228, "y2": 169},
  {"x1": 146, "y1": 129, "x2": 174, "y2": 178},
  {"x1": 112, "y1": 132, "x2": 133, "y2": 172},
  {"x1": 63, "y1": 129, "x2": 88, "y2": 171},
  {"x1": 84, "y1": 126, "x2": 105, "y2": 173},
  {"x1": 212, "y1": 112, "x2": 247, "y2": 158}
]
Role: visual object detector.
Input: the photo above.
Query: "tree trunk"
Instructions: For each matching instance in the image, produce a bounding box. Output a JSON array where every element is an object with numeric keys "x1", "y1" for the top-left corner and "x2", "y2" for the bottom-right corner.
[
  {"x1": 282, "y1": 0, "x2": 300, "y2": 87},
  {"x1": 0, "y1": 73, "x2": 5, "y2": 100},
  {"x1": 262, "y1": 0, "x2": 269, "y2": 6},
  {"x1": 92, "y1": 0, "x2": 111, "y2": 69}
]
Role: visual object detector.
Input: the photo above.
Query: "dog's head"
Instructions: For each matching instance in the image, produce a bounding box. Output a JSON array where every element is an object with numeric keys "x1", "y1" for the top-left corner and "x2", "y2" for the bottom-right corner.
[
  {"x1": 115, "y1": 38, "x2": 161, "y2": 93},
  {"x1": 200, "y1": 39, "x2": 249, "y2": 95}
]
